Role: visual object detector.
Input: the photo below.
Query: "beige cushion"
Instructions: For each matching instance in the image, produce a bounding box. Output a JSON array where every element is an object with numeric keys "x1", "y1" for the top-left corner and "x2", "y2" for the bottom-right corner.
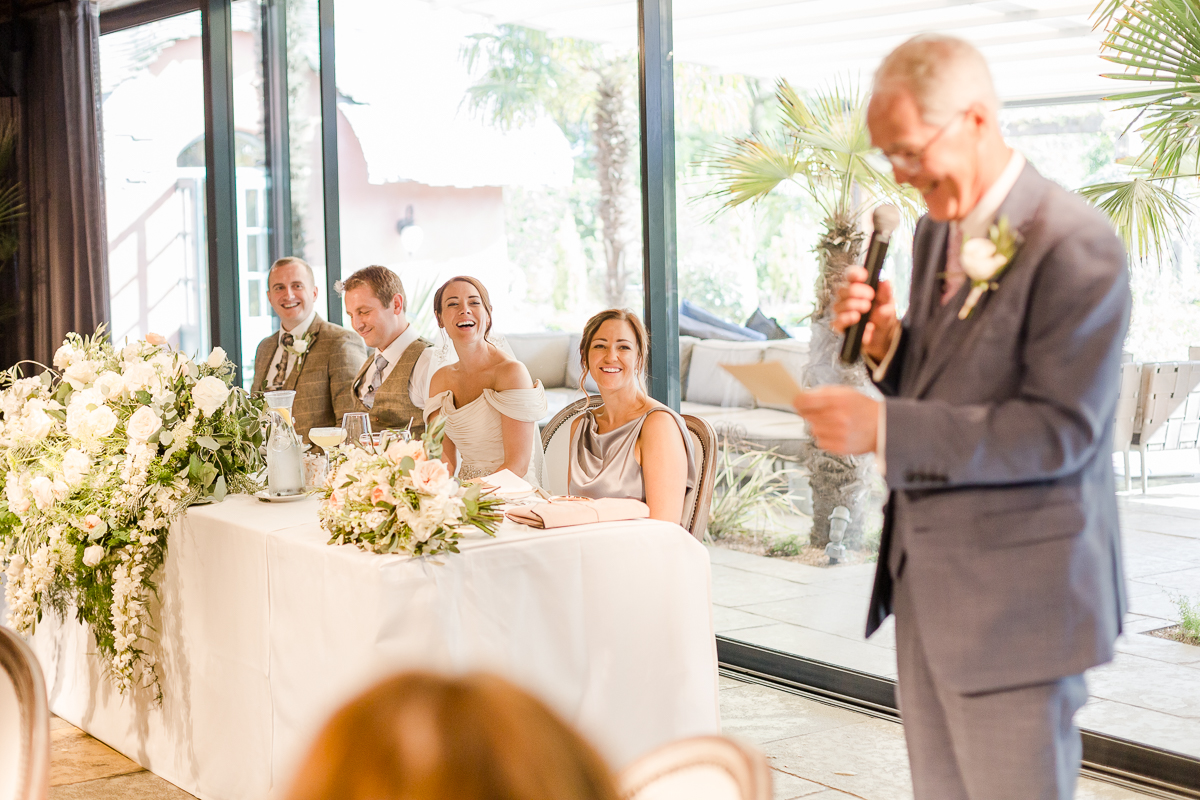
[
  {"x1": 679, "y1": 335, "x2": 699, "y2": 400},
  {"x1": 685, "y1": 341, "x2": 765, "y2": 409},
  {"x1": 507, "y1": 332, "x2": 570, "y2": 388},
  {"x1": 759, "y1": 340, "x2": 809, "y2": 411},
  {"x1": 565, "y1": 333, "x2": 600, "y2": 393}
]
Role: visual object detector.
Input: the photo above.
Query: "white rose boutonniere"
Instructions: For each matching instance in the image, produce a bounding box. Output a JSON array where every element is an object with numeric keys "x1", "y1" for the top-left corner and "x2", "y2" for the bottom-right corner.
[
  {"x1": 285, "y1": 331, "x2": 315, "y2": 358},
  {"x1": 958, "y1": 216, "x2": 1021, "y2": 320}
]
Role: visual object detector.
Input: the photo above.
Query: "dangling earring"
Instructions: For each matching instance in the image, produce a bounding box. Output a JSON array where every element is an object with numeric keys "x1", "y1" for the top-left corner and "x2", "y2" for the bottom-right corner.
[{"x1": 438, "y1": 328, "x2": 450, "y2": 363}]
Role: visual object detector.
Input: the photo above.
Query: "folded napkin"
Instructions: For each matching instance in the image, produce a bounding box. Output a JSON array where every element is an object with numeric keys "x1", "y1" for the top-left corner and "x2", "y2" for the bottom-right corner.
[
  {"x1": 481, "y1": 469, "x2": 533, "y2": 496},
  {"x1": 505, "y1": 497, "x2": 650, "y2": 529}
]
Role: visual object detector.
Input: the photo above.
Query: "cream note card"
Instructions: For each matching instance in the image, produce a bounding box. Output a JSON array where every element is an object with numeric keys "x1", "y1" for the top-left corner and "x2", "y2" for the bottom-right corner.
[{"x1": 719, "y1": 361, "x2": 804, "y2": 408}]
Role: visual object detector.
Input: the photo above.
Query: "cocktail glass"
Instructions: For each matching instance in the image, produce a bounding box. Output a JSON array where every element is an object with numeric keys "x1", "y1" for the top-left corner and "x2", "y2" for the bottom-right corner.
[{"x1": 309, "y1": 427, "x2": 346, "y2": 457}]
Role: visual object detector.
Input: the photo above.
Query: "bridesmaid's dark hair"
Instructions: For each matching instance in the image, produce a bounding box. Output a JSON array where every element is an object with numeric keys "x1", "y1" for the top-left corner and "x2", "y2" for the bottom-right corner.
[
  {"x1": 578, "y1": 309, "x2": 648, "y2": 392},
  {"x1": 433, "y1": 276, "x2": 494, "y2": 338}
]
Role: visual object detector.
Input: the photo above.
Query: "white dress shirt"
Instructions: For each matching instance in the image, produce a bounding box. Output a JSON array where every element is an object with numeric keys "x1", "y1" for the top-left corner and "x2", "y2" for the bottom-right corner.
[
  {"x1": 266, "y1": 309, "x2": 317, "y2": 386},
  {"x1": 358, "y1": 322, "x2": 434, "y2": 410},
  {"x1": 872, "y1": 150, "x2": 1027, "y2": 475}
]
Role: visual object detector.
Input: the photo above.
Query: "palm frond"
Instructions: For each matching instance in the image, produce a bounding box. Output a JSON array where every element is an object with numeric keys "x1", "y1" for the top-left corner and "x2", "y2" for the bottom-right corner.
[
  {"x1": 1078, "y1": 176, "x2": 1192, "y2": 263},
  {"x1": 699, "y1": 132, "x2": 804, "y2": 212},
  {"x1": 1091, "y1": 0, "x2": 1124, "y2": 30},
  {"x1": 1097, "y1": 0, "x2": 1200, "y2": 177}
]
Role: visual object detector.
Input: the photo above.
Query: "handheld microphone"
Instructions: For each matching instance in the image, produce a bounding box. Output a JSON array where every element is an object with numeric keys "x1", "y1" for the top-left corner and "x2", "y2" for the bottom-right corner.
[{"x1": 840, "y1": 204, "x2": 901, "y2": 365}]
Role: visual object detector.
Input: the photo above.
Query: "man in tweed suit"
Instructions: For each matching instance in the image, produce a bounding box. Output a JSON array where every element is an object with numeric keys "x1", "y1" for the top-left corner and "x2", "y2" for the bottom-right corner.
[
  {"x1": 794, "y1": 35, "x2": 1129, "y2": 799},
  {"x1": 342, "y1": 265, "x2": 434, "y2": 436},
  {"x1": 251, "y1": 257, "x2": 366, "y2": 443}
]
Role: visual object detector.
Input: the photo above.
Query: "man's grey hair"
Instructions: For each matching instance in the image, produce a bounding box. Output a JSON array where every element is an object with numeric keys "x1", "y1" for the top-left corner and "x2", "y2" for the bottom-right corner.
[
  {"x1": 873, "y1": 34, "x2": 999, "y2": 125},
  {"x1": 268, "y1": 256, "x2": 317, "y2": 287}
]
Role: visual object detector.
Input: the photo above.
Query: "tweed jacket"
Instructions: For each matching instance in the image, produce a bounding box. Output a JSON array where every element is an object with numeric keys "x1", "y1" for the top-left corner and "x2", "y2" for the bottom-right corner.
[
  {"x1": 252, "y1": 315, "x2": 366, "y2": 443},
  {"x1": 350, "y1": 337, "x2": 433, "y2": 436},
  {"x1": 866, "y1": 163, "x2": 1130, "y2": 695}
]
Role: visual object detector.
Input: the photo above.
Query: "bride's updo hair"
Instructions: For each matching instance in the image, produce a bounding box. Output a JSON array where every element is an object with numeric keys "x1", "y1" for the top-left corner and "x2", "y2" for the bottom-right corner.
[
  {"x1": 578, "y1": 309, "x2": 648, "y2": 392},
  {"x1": 433, "y1": 276, "x2": 494, "y2": 338}
]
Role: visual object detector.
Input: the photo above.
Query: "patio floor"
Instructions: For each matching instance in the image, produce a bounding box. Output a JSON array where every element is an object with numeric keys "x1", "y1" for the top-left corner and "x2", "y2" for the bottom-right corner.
[{"x1": 711, "y1": 474, "x2": 1200, "y2": 760}]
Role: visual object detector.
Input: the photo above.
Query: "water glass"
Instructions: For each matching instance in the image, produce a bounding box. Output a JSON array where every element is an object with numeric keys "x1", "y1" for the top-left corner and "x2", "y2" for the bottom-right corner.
[{"x1": 341, "y1": 412, "x2": 372, "y2": 449}]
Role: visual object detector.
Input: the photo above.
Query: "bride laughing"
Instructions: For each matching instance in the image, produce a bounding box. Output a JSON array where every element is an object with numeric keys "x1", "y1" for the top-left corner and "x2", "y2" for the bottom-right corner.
[{"x1": 424, "y1": 276, "x2": 547, "y2": 487}]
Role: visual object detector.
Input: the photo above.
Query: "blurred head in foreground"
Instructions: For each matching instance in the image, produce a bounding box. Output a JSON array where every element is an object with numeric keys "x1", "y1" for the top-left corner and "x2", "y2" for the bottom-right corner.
[{"x1": 283, "y1": 671, "x2": 621, "y2": 800}]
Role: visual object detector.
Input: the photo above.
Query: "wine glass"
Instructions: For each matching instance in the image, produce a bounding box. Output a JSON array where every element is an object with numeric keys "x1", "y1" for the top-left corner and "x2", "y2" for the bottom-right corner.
[{"x1": 341, "y1": 412, "x2": 372, "y2": 450}]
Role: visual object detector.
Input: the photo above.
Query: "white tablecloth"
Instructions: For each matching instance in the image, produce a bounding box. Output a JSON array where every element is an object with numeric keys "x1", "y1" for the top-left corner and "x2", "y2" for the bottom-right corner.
[{"x1": 29, "y1": 495, "x2": 719, "y2": 800}]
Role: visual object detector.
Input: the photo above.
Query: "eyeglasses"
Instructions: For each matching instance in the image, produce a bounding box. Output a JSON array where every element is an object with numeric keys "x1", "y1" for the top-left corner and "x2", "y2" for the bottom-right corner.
[{"x1": 882, "y1": 109, "x2": 969, "y2": 173}]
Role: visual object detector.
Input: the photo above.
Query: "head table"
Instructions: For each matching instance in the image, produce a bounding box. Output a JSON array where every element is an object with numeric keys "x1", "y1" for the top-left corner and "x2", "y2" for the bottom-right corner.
[{"x1": 26, "y1": 494, "x2": 719, "y2": 800}]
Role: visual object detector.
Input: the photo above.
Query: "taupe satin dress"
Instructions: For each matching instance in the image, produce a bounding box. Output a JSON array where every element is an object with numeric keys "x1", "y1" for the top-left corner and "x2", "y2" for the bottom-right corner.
[{"x1": 568, "y1": 406, "x2": 696, "y2": 512}]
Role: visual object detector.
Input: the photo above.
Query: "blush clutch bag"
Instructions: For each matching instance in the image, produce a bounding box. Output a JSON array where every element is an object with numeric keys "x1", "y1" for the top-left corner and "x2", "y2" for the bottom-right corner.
[{"x1": 505, "y1": 497, "x2": 651, "y2": 529}]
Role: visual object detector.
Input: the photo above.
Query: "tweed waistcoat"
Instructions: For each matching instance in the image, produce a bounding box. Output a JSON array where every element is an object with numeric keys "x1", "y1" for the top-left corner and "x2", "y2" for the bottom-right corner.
[{"x1": 351, "y1": 337, "x2": 432, "y2": 436}]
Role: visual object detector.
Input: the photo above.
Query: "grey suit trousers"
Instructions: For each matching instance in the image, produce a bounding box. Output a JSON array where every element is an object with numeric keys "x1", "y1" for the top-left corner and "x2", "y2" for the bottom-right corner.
[{"x1": 894, "y1": 574, "x2": 1088, "y2": 800}]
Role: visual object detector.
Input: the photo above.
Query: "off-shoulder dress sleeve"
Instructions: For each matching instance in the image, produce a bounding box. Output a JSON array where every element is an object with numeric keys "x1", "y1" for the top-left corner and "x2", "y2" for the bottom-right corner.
[{"x1": 480, "y1": 380, "x2": 548, "y2": 423}]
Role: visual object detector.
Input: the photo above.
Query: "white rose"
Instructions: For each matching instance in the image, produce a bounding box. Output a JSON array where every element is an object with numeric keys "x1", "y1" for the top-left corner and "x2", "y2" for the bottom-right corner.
[
  {"x1": 192, "y1": 375, "x2": 231, "y2": 418},
  {"x1": 126, "y1": 406, "x2": 162, "y2": 442},
  {"x1": 20, "y1": 407, "x2": 53, "y2": 441},
  {"x1": 64, "y1": 359, "x2": 98, "y2": 389},
  {"x1": 82, "y1": 544, "x2": 105, "y2": 567},
  {"x1": 62, "y1": 448, "x2": 91, "y2": 486},
  {"x1": 5, "y1": 473, "x2": 29, "y2": 514},
  {"x1": 411, "y1": 519, "x2": 435, "y2": 543},
  {"x1": 122, "y1": 362, "x2": 158, "y2": 393},
  {"x1": 53, "y1": 342, "x2": 77, "y2": 369},
  {"x1": 292, "y1": 339, "x2": 308, "y2": 354},
  {"x1": 960, "y1": 238, "x2": 1009, "y2": 282},
  {"x1": 86, "y1": 406, "x2": 118, "y2": 440},
  {"x1": 206, "y1": 346, "x2": 227, "y2": 369},
  {"x1": 411, "y1": 460, "x2": 451, "y2": 494},
  {"x1": 29, "y1": 476, "x2": 55, "y2": 510},
  {"x1": 145, "y1": 332, "x2": 167, "y2": 346},
  {"x1": 94, "y1": 371, "x2": 125, "y2": 399}
]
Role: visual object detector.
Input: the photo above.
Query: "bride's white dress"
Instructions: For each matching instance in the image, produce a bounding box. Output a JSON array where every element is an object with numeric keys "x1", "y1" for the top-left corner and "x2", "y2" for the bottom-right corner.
[{"x1": 424, "y1": 381, "x2": 548, "y2": 487}]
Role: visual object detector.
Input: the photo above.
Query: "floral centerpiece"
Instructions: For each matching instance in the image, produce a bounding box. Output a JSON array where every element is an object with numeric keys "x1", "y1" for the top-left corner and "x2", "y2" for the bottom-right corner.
[
  {"x1": 319, "y1": 419, "x2": 503, "y2": 557},
  {"x1": 0, "y1": 329, "x2": 265, "y2": 694}
]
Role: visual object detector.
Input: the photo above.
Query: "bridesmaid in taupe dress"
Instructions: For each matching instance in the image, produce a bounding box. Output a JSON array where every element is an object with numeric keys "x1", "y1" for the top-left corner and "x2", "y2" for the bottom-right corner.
[{"x1": 567, "y1": 310, "x2": 695, "y2": 525}]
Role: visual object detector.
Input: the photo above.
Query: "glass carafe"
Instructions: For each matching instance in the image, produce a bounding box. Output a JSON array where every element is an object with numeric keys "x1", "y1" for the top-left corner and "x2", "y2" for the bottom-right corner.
[{"x1": 265, "y1": 391, "x2": 305, "y2": 496}]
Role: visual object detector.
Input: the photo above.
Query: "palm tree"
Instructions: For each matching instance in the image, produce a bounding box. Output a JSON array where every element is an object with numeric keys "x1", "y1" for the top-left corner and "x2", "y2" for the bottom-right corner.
[
  {"x1": 702, "y1": 79, "x2": 921, "y2": 549},
  {"x1": 462, "y1": 27, "x2": 638, "y2": 308},
  {"x1": 1080, "y1": 0, "x2": 1199, "y2": 262}
]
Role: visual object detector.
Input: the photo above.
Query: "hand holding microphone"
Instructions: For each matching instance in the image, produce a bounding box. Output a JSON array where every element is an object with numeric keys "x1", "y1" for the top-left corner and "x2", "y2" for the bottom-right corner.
[{"x1": 838, "y1": 205, "x2": 901, "y2": 365}]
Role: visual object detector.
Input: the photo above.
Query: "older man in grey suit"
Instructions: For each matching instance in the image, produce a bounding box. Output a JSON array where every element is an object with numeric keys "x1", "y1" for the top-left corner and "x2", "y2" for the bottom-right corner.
[{"x1": 794, "y1": 34, "x2": 1129, "y2": 800}]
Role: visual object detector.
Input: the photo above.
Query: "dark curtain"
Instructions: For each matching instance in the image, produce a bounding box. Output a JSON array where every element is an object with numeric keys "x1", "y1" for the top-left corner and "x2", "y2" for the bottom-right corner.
[{"x1": 0, "y1": 0, "x2": 108, "y2": 371}]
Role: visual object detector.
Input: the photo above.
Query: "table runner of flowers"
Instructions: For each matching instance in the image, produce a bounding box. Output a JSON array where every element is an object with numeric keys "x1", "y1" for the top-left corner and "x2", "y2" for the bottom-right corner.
[{"x1": 0, "y1": 330, "x2": 264, "y2": 695}]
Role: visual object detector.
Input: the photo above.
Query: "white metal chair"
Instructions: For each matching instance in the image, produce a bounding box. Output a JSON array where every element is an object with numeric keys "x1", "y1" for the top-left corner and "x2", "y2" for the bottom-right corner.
[
  {"x1": 0, "y1": 626, "x2": 50, "y2": 800},
  {"x1": 619, "y1": 736, "x2": 772, "y2": 800},
  {"x1": 1113, "y1": 361, "x2": 1142, "y2": 492},
  {"x1": 1133, "y1": 361, "x2": 1200, "y2": 493}
]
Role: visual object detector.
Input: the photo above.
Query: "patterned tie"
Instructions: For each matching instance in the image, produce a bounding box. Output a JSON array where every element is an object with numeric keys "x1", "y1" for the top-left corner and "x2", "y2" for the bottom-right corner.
[
  {"x1": 270, "y1": 332, "x2": 294, "y2": 390},
  {"x1": 941, "y1": 222, "x2": 966, "y2": 305},
  {"x1": 362, "y1": 353, "x2": 388, "y2": 410}
]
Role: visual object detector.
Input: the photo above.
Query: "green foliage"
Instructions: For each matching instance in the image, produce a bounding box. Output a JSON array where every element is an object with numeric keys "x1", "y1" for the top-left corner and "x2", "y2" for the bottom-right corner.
[
  {"x1": 1171, "y1": 593, "x2": 1200, "y2": 644},
  {"x1": 701, "y1": 79, "x2": 923, "y2": 225},
  {"x1": 1079, "y1": 0, "x2": 1200, "y2": 261},
  {"x1": 706, "y1": 439, "x2": 800, "y2": 545},
  {"x1": 1078, "y1": 176, "x2": 1192, "y2": 262}
]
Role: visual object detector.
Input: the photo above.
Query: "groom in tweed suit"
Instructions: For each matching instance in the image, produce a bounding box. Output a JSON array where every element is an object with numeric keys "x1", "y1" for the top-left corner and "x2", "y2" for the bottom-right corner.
[
  {"x1": 794, "y1": 35, "x2": 1129, "y2": 799},
  {"x1": 251, "y1": 257, "x2": 365, "y2": 443},
  {"x1": 342, "y1": 265, "x2": 435, "y2": 437}
]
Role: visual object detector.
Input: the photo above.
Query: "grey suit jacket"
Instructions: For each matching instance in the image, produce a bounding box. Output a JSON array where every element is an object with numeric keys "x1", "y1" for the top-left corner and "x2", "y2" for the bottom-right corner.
[
  {"x1": 252, "y1": 315, "x2": 367, "y2": 442},
  {"x1": 867, "y1": 163, "x2": 1130, "y2": 694}
]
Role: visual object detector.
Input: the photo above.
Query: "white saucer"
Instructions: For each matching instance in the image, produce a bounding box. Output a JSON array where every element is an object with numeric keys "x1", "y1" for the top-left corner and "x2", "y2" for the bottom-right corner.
[{"x1": 255, "y1": 490, "x2": 313, "y2": 503}]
